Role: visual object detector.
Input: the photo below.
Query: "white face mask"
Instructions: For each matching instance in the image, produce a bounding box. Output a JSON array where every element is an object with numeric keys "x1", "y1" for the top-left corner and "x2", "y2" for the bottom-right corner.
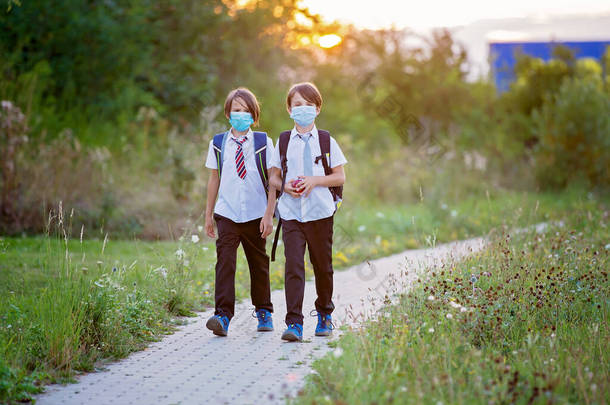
[{"x1": 290, "y1": 105, "x2": 317, "y2": 126}]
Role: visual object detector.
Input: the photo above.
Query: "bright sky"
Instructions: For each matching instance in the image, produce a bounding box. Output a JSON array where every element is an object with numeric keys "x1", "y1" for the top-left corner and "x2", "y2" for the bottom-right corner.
[{"x1": 301, "y1": 0, "x2": 610, "y2": 29}]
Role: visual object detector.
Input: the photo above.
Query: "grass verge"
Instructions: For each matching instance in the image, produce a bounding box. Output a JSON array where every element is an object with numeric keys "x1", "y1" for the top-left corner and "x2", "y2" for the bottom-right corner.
[{"x1": 293, "y1": 196, "x2": 608, "y2": 404}]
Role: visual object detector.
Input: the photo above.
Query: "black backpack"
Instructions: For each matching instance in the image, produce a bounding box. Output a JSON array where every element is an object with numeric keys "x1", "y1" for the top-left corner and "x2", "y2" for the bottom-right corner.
[{"x1": 271, "y1": 129, "x2": 343, "y2": 261}]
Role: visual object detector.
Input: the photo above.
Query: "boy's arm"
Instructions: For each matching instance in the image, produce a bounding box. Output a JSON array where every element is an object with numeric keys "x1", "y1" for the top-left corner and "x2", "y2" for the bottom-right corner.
[
  {"x1": 260, "y1": 168, "x2": 279, "y2": 238},
  {"x1": 268, "y1": 167, "x2": 283, "y2": 191},
  {"x1": 204, "y1": 169, "x2": 220, "y2": 238},
  {"x1": 316, "y1": 165, "x2": 345, "y2": 187}
]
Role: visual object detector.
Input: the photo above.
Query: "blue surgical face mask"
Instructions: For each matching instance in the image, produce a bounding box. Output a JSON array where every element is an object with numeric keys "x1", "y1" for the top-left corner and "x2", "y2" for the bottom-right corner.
[
  {"x1": 229, "y1": 112, "x2": 254, "y2": 132},
  {"x1": 290, "y1": 105, "x2": 317, "y2": 127}
]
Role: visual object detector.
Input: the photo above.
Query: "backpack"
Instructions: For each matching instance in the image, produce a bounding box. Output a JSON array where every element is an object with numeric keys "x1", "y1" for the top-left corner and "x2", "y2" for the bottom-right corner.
[
  {"x1": 212, "y1": 131, "x2": 269, "y2": 194},
  {"x1": 271, "y1": 129, "x2": 343, "y2": 261}
]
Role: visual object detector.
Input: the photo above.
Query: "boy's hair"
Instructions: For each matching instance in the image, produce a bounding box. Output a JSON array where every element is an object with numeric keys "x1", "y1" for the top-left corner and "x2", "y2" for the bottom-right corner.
[
  {"x1": 224, "y1": 87, "x2": 260, "y2": 125},
  {"x1": 286, "y1": 82, "x2": 323, "y2": 109}
]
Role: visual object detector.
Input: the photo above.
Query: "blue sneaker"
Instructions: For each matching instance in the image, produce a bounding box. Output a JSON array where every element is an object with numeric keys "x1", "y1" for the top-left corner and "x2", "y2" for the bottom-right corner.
[
  {"x1": 281, "y1": 323, "x2": 303, "y2": 342},
  {"x1": 314, "y1": 312, "x2": 334, "y2": 336},
  {"x1": 255, "y1": 309, "x2": 274, "y2": 332},
  {"x1": 206, "y1": 314, "x2": 230, "y2": 336}
]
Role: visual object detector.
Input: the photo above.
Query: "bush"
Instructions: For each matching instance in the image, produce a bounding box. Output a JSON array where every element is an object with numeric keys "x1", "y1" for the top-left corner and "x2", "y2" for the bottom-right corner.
[
  {"x1": 533, "y1": 77, "x2": 610, "y2": 189},
  {"x1": 0, "y1": 100, "x2": 29, "y2": 231}
]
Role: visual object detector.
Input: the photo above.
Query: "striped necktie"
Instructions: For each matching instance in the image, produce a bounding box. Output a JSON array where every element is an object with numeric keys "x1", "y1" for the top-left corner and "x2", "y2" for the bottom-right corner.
[{"x1": 233, "y1": 136, "x2": 247, "y2": 179}]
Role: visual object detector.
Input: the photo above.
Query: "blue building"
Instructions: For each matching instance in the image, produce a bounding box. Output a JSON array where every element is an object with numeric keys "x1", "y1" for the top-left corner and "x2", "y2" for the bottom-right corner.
[{"x1": 489, "y1": 40, "x2": 610, "y2": 92}]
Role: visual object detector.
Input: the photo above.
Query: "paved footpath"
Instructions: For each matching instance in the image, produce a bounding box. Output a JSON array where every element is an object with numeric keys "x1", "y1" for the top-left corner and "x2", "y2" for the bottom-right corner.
[{"x1": 36, "y1": 237, "x2": 485, "y2": 405}]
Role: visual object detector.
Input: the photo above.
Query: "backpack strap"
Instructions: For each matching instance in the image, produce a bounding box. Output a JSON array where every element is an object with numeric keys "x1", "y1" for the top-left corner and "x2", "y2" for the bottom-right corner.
[
  {"x1": 212, "y1": 132, "x2": 229, "y2": 177},
  {"x1": 315, "y1": 130, "x2": 343, "y2": 209},
  {"x1": 253, "y1": 131, "x2": 268, "y2": 194},
  {"x1": 271, "y1": 130, "x2": 292, "y2": 262},
  {"x1": 277, "y1": 131, "x2": 291, "y2": 199},
  {"x1": 316, "y1": 129, "x2": 332, "y2": 176}
]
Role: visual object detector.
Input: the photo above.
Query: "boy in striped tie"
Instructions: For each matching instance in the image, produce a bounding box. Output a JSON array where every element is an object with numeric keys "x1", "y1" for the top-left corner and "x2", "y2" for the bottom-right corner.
[
  {"x1": 203, "y1": 88, "x2": 275, "y2": 336},
  {"x1": 264, "y1": 82, "x2": 347, "y2": 341}
]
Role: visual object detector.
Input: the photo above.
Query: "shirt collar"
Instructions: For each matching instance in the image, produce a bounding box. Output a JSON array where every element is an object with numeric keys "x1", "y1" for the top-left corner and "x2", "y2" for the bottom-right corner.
[
  {"x1": 229, "y1": 127, "x2": 253, "y2": 142},
  {"x1": 290, "y1": 124, "x2": 318, "y2": 140}
]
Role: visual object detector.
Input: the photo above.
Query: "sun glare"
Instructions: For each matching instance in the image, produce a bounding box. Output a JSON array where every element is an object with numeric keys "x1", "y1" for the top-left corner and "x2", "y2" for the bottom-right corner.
[{"x1": 318, "y1": 34, "x2": 342, "y2": 48}]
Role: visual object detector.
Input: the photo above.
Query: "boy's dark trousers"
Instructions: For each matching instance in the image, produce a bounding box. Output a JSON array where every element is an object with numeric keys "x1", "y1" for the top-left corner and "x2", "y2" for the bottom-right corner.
[
  {"x1": 214, "y1": 214, "x2": 273, "y2": 319},
  {"x1": 282, "y1": 215, "x2": 335, "y2": 325}
]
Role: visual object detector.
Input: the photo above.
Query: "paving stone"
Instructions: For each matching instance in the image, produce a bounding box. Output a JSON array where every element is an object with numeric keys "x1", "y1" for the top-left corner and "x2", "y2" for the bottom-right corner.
[{"x1": 35, "y1": 238, "x2": 484, "y2": 405}]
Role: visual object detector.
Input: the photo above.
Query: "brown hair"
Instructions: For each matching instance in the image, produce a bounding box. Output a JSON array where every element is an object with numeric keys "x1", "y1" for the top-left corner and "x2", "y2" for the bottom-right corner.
[
  {"x1": 286, "y1": 82, "x2": 323, "y2": 109},
  {"x1": 224, "y1": 87, "x2": 260, "y2": 125}
]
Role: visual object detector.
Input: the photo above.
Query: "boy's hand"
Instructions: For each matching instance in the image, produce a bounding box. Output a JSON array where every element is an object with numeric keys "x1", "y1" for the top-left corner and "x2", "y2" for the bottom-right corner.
[
  {"x1": 204, "y1": 214, "x2": 216, "y2": 238},
  {"x1": 284, "y1": 179, "x2": 303, "y2": 198},
  {"x1": 296, "y1": 176, "x2": 318, "y2": 197},
  {"x1": 260, "y1": 214, "x2": 273, "y2": 238}
]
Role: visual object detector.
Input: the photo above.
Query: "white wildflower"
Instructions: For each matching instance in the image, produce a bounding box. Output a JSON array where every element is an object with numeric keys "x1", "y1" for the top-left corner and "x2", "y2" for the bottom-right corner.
[
  {"x1": 450, "y1": 210, "x2": 457, "y2": 218},
  {"x1": 333, "y1": 347, "x2": 344, "y2": 358},
  {"x1": 446, "y1": 313, "x2": 453, "y2": 319},
  {"x1": 191, "y1": 234, "x2": 200, "y2": 244},
  {"x1": 197, "y1": 225, "x2": 204, "y2": 233},
  {"x1": 202, "y1": 246, "x2": 209, "y2": 251},
  {"x1": 156, "y1": 267, "x2": 168, "y2": 279},
  {"x1": 428, "y1": 327, "x2": 435, "y2": 333},
  {"x1": 427, "y1": 295, "x2": 435, "y2": 301},
  {"x1": 376, "y1": 212, "x2": 385, "y2": 218},
  {"x1": 358, "y1": 225, "x2": 366, "y2": 232},
  {"x1": 175, "y1": 248, "x2": 185, "y2": 260}
]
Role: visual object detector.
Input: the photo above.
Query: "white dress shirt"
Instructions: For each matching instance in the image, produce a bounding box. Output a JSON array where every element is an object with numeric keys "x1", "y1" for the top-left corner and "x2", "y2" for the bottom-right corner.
[
  {"x1": 205, "y1": 128, "x2": 275, "y2": 223},
  {"x1": 270, "y1": 125, "x2": 347, "y2": 223}
]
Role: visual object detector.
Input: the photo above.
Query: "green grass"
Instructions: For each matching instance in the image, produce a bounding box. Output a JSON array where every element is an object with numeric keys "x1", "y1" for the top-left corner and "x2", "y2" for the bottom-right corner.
[
  {"x1": 331, "y1": 187, "x2": 593, "y2": 267},
  {"x1": 294, "y1": 196, "x2": 609, "y2": 404},
  {"x1": 0, "y1": 188, "x2": 601, "y2": 403}
]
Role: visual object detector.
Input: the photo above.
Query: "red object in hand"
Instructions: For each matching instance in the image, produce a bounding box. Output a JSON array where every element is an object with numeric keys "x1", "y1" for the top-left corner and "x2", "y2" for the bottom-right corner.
[{"x1": 291, "y1": 179, "x2": 302, "y2": 193}]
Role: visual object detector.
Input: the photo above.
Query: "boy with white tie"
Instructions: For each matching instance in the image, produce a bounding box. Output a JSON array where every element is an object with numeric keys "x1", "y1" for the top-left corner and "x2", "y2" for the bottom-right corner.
[{"x1": 263, "y1": 82, "x2": 347, "y2": 341}]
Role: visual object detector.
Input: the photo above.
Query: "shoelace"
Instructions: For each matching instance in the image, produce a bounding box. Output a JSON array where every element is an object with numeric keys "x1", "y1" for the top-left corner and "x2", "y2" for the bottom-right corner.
[
  {"x1": 252, "y1": 309, "x2": 268, "y2": 320},
  {"x1": 309, "y1": 310, "x2": 335, "y2": 330},
  {"x1": 217, "y1": 315, "x2": 229, "y2": 328}
]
